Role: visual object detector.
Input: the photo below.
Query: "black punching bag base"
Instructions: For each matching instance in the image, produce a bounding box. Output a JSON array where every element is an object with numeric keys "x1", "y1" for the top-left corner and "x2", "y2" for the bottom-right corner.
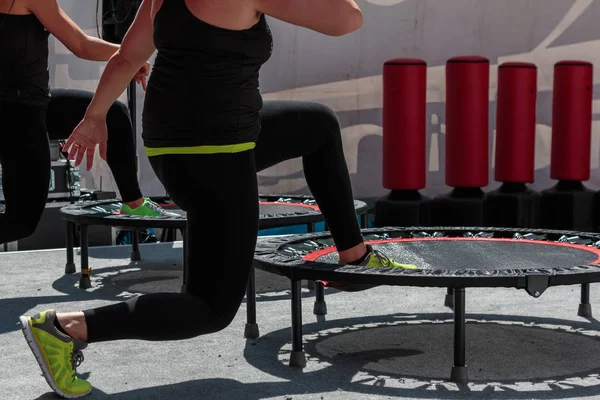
[
  {"x1": 374, "y1": 190, "x2": 431, "y2": 227},
  {"x1": 541, "y1": 181, "x2": 596, "y2": 232},
  {"x1": 430, "y1": 187, "x2": 485, "y2": 227},
  {"x1": 485, "y1": 183, "x2": 541, "y2": 228}
]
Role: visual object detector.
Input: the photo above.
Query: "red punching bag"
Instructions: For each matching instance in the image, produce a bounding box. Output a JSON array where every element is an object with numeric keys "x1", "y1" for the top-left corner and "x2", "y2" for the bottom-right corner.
[
  {"x1": 382, "y1": 58, "x2": 427, "y2": 191},
  {"x1": 445, "y1": 56, "x2": 490, "y2": 188},
  {"x1": 550, "y1": 60, "x2": 593, "y2": 181},
  {"x1": 495, "y1": 62, "x2": 537, "y2": 183}
]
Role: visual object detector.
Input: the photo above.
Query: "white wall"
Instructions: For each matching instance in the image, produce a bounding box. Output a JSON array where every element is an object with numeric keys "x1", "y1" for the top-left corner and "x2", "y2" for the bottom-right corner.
[{"x1": 50, "y1": 0, "x2": 600, "y2": 200}]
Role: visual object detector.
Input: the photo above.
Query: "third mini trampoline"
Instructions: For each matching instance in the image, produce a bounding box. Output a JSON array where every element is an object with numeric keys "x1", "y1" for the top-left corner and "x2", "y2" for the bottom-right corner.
[{"x1": 252, "y1": 226, "x2": 600, "y2": 382}]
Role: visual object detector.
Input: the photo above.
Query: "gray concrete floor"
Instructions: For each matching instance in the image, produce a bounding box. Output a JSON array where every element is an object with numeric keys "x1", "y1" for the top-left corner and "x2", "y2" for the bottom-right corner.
[{"x1": 2, "y1": 240, "x2": 600, "y2": 399}]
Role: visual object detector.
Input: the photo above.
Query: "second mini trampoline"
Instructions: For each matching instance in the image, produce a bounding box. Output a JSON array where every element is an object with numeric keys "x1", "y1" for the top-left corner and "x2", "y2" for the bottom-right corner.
[
  {"x1": 59, "y1": 195, "x2": 368, "y2": 289},
  {"x1": 252, "y1": 226, "x2": 600, "y2": 382}
]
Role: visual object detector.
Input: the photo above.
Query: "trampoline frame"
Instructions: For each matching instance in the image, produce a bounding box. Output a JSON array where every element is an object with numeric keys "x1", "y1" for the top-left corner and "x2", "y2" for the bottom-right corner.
[
  {"x1": 249, "y1": 226, "x2": 600, "y2": 383},
  {"x1": 58, "y1": 196, "x2": 368, "y2": 290}
]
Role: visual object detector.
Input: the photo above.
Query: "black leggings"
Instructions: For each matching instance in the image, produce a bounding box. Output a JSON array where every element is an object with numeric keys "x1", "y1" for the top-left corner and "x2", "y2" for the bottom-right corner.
[
  {"x1": 47, "y1": 89, "x2": 142, "y2": 202},
  {"x1": 0, "y1": 102, "x2": 50, "y2": 244},
  {"x1": 0, "y1": 90, "x2": 143, "y2": 245},
  {"x1": 84, "y1": 100, "x2": 363, "y2": 342}
]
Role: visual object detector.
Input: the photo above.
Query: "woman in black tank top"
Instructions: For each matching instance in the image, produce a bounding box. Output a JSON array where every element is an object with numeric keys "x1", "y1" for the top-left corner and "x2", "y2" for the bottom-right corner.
[
  {"x1": 0, "y1": 0, "x2": 176, "y2": 246},
  {"x1": 19, "y1": 0, "x2": 416, "y2": 397}
]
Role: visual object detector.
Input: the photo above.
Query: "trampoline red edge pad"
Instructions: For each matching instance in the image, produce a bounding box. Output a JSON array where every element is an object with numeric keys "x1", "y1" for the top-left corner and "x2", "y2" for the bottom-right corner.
[
  {"x1": 303, "y1": 237, "x2": 600, "y2": 263},
  {"x1": 253, "y1": 227, "x2": 600, "y2": 290}
]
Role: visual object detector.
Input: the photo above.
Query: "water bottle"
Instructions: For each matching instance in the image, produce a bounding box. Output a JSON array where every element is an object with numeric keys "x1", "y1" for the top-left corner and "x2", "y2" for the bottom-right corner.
[
  {"x1": 67, "y1": 160, "x2": 81, "y2": 198},
  {"x1": 0, "y1": 164, "x2": 4, "y2": 204}
]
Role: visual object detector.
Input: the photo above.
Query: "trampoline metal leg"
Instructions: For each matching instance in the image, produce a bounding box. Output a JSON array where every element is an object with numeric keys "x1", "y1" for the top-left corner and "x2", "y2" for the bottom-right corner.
[
  {"x1": 451, "y1": 287, "x2": 468, "y2": 383},
  {"x1": 305, "y1": 223, "x2": 317, "y2": 290},
  {"x1": 65, "y1": 221, "x2": 76, "y2": 274},
  {"x1": 181, "y1": 227, "x2": 188, "y2": 293},
  {"x1": 445, "y1": 287, "x2": 454, "y2": 309},
  {"x1": 578, "y1": 283, "x2": 592, "y2": 318},
  {"x1": 290, "y1": 279, "x2": 306, "y2": 368},
  {"x1": 360, "y1": 213, "x2": 368, "y2": 229},
  {"x1": 131, "y1": 230, "x2": 141, "y2": 261},
  {"x1": 313, "y1": 281, "x2": 327, "y2": 315},
  {"x1": 161, "y1": 228, "x2": 176, "y2": 242},
  {"x1": 79, "y1": 225, "x2": 91, "y2": 289},
  {"x1": 244, "y1": 264, "x2": 260, "y2": 339}
]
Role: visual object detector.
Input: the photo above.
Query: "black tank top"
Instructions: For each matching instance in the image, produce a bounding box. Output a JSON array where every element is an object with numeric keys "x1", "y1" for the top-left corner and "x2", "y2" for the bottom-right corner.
[
  {"x1": 142, "y1": 0, "x2": 273, "y2": 149},
  {"x1": 0, "y1": 13, "x2": 50, "y2": 107}
]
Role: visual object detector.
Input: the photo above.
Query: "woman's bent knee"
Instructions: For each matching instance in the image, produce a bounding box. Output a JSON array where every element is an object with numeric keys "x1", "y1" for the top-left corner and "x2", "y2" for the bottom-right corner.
[
  {"x1": 311, "y1": 102, "x2": 342, "y2": 143},
  {"x1": 184, "y1": 309, "x2": 237, "y2": 337}
]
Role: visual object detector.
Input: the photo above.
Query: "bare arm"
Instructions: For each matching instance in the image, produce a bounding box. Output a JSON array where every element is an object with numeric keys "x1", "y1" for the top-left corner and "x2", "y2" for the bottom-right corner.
[
  {"x1": 25, "y1": 0, "x2": 119, "y2": 61},
  {"x1": 254, "y1": 0, "x2": 363, "y2": 36},
  {"x1": 84, "y1": 0, "x2": 156, "y2": 118}
]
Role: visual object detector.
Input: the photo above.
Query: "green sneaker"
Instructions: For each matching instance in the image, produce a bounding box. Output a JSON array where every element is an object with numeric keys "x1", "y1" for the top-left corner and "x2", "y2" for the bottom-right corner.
[
  {"x1": 120, "y1": 197, "x2": 180, "y2": 218},
  {"x1": 19, "y1": 310, "x2": 91, "y2": 398},
  {"x1": 319, "y1": 244, "x2": 417, "y2": 292},
  {"x1": 359, "y1": 245, "x2": 418, "y2": 270}
]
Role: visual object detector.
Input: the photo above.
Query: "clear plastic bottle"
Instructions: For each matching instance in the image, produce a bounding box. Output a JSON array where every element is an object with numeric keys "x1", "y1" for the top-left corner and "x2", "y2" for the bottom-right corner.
[
  {"x1": 68, "y1": 160, "x2": 81, "y2": 198},
  {"x1": 0, "y1": 164, "x2": 4, "y2": 204}
]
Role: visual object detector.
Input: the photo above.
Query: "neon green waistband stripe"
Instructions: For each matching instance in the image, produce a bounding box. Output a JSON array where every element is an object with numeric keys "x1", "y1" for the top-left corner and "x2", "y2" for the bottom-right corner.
[{"x1": 144, "y1": 142, "x2": 255, "y2": 156}]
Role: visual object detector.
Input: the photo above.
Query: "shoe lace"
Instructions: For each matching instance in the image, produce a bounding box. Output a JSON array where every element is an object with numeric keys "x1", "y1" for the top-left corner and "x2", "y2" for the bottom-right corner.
[
  {"x1": 70, "y1": 348, "x2": 85, "y2": 379},
  {"x1": 147, "y1": 199, "x2": 180, "y2": 218},
  {"x1": 371, "y1": 248, "x2": 391, "y2": 267},
  {"x1": 145, "y1": 199, "x2": 166, "y2": 213}
]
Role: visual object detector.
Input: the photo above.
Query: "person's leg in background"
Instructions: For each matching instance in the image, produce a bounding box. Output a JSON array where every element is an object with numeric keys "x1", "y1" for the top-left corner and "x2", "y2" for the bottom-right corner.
[
  {"x1": 0, "y1": 102, "x2": 51, "y2": 244},
  {"x1": 46, "y1": 88, "x2": 175, "y2": 217},
  {"x1": 254, "y1": 100, "x2": 417, "y2": 285},
  {"x1": 19, "y1": 150, "x2": 260, "y2": 397}
]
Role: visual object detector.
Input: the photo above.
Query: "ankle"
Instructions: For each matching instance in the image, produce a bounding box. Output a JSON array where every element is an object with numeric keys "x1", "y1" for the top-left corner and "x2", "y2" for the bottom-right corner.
[
  {"x1": 338, "y1": 242, "x2": 369, "y2": 264},
  {"x1": 125, "y1": 197, "x2": 144, "y2": 209},
  {"x1": 56, "y1": 313, "x2": 88, "y2": 342}
]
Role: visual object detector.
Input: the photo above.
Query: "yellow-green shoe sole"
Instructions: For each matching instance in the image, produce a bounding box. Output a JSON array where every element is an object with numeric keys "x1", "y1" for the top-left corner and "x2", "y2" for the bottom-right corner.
[{"x1": 19, "y1": 316, "x2": 91, "y2": 399}]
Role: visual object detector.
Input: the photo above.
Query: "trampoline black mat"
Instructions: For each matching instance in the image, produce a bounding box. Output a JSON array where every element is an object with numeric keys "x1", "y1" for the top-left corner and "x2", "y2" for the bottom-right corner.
[
  {"x1": 254, "y1": 227, "x2": 600, "y2": 289},
  {"x1": 259, "y1": 203, "x2": 318, "y2": 215},
  {"x1": 58, "y1": 195, "x2": 367, "y2": 230},
  {"x1": 59, "y1": 200, "x2": 185, "y2": 229},
  {"x1": 306, "y1": 238, "x2": 600, "y2": 270}
]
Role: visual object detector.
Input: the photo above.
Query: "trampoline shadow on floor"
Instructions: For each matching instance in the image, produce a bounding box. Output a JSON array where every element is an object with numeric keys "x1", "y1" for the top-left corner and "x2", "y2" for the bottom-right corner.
[
  {"x1": 0, "y1": 260, "x2": 179, "y2": 336},
  {"x1": 29, "y1": 378, "x2": 338, "y2": 400},
  {"x1": 0, "y1": 258, "x2": 339, "y2": 335},
  {"x1": 47, "y1": 260, "x2": 334, "y2": 304},
  {"x1": 27, "y1": 310, "x2": 600, "y2": 400},
  {"x1": 241, "y1": 312, "x2": 600, "y2": 399},
  {"x1": 51, "y1": 252, "x2": 345, "y2": 308},
  {"x1": 81, "y1": 241, "x2": 183, "y2": 260}
]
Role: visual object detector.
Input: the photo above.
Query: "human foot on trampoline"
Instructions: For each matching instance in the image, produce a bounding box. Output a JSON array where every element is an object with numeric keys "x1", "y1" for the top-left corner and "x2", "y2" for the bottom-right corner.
[
  {"x1": 120, "y1": 197, "x2": 180, "y2": 218},
  {"x1": 19, "y1": 310, "x2": 91, "y2": 398},
  {"x1": 319, "y1": 244, "x2": 417, "y2": 292}
]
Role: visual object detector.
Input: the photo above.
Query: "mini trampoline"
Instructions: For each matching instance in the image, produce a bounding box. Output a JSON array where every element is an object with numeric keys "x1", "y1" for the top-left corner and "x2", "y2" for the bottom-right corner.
[
  {"x1": 252, "y1": 226, "x2": 600, "y2": 382},
  {"x1": 59, "y1": 195, "x2": 367, "y2": 289}
]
